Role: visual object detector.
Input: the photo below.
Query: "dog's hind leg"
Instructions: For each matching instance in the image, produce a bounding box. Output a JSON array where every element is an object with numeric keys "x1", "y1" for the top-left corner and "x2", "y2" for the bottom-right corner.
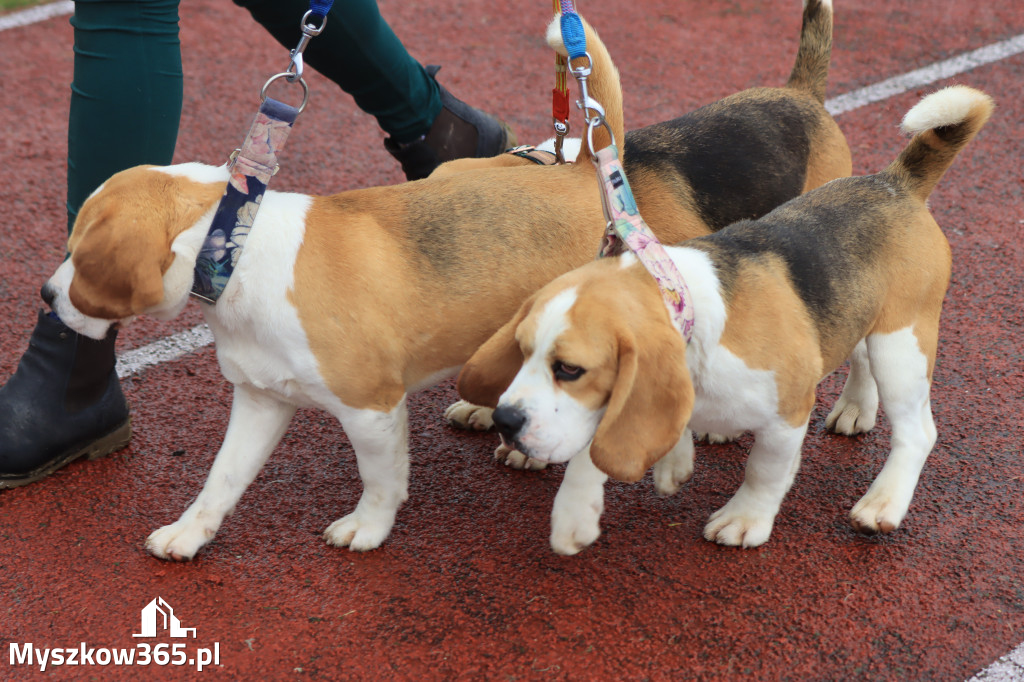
[
  {"x1": 146, "y1": 385, "x2": 297, "y2": 561},
  {"x1": 324, "y1": 398, "x2": 410, "y2": 551},
  {"x1": 825, "y1": 339, "x2": 880, "y2": 435},
  {"x1": 850, "y1": 328, "x2": 937, "y2": 534}
]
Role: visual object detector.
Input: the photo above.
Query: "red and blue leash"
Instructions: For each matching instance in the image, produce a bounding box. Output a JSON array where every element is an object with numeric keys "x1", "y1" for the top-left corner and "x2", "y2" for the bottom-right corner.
[{"x1": 557, "y1": 3, "x2": 696, "y2": 341}]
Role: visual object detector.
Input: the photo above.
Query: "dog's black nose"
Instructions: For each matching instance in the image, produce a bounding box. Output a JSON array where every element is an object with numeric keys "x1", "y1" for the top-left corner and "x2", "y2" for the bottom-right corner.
[
  {"x1": 492, "y1": 405, "x2": 527, "y2": 440},
  {"x1": 40, "y1": 282, "x2": 55, "y2": 307}
]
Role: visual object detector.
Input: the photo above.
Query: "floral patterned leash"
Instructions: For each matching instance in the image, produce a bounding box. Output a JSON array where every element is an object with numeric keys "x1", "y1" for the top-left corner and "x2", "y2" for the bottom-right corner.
[
  {"x1": 594, "y1": 146, "x2": 695, "y2": 342},
  {"x1": 557, "y1": 7, "x2": 695, "y2": 342},
  {"x1": 191, "y1": 4, "x2": 330, "y2": 304}
]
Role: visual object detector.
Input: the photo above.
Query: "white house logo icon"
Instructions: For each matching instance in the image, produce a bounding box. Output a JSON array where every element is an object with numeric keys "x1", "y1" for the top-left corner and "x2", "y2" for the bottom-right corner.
[{"x1": 133, "y1": 597, "x2": 197, "y2": 638}]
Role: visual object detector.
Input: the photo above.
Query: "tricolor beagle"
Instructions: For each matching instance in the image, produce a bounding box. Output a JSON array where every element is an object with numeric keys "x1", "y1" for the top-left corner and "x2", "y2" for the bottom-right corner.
[
  {"x1": 42, "y1": 3, "x2": 848, "y2": 559},
  {"x1": 458, "y1": 86, "x2": 993, "y2": 555}
]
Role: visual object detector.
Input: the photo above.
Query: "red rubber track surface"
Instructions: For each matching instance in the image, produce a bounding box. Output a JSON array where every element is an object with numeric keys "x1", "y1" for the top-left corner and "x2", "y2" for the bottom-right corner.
[{"x1": 1, "y1": 0, "x2": 1022, "y2": 679}]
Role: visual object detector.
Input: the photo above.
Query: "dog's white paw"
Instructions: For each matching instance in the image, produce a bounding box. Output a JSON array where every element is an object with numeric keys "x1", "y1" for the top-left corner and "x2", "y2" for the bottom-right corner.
[
  {"x1": 652, "y1": 453, "x2": 693, "y2": 497},
  {"x1": 444, "y1": 400, "x2": 494, "y2": 431},
  {"x1": 324, "y1": 511, "x2": 393, "y2": 552},
  {"x1": 550, "y1": 502, "x2": 602, "y2": 556},
  {"x1": 703, "y1": 498, "x2": 774, "y2": 548},
  {"x1": 146, "y1": 521, "x2": 216, "y2": 561},
  {"x1": 825, "y1": 396, "x2": 878, "y2": 435},
  {"x1": 694, "y1": 431, "x2": 742, "y2": 444},
  {"x1": 849, "y1": 489, "x2": 908, "y2": 535},
  {"x1": 495, "y1": 441, "x2": 548, "y2": 471}
]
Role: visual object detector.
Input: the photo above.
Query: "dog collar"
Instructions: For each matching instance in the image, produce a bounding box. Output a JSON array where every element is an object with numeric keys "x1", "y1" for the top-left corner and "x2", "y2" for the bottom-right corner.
[
  {"x1": 505, "y1": 145, "x2": 559, "y2": 166},
  {"x1": 191, "y1": 97, "x2": 299, "y2": 304},
  {"x1": 594, "y1": 144, "x2": 695, "y2": 342}
]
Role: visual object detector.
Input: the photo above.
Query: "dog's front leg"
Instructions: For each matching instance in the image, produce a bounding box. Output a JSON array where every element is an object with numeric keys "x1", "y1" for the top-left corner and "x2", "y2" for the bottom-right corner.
[
  {"x1": 444, "y1": 399, "x2": 494, "y2": 431},
  {"x1": 493, "y1": 439, "x2": 549, "y2": 471},
  {"x1": 550, "y1": 447, "x2": 608, "y2": 555},
  {"x1": 146, "y1": 385, "x2": 297, "y2": 561},
  {"x1": 704, "y1": 421, "x2": 808, "y2": 548},
  {"x1": 653, "y1": 429, "x2": 695, "y2": 496},
  {"x1": 324, "y1": 398, "x2": 410, "y2": 551}
]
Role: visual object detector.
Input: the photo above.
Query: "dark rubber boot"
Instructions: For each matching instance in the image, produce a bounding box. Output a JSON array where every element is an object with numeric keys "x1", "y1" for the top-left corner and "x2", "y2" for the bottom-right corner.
[
  {"x1": 0, "y1": 310, "x2": 130, "y2": 488},
  {"x1": 384, "y1": 66, "x2": 517, "y2": 181}
]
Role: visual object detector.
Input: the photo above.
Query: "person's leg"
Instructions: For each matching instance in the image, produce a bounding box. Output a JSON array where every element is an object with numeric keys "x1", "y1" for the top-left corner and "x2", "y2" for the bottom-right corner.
[
  {"x1": 67, "y1": 0, "x2": 183, "y2": 232},
  {"x1": 235, "y1": 0, "x2": 438, "y2": 142},
  {"x1": 234, "y1": 0, "x2": 514, "y2": 179},
  {"x1": 0, "y1": 0, "x2": 183, "y2": 488}
]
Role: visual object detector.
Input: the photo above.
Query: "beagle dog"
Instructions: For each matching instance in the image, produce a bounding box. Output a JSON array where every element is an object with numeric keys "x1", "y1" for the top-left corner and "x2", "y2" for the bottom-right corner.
[
  {"x1": 43, "y1": 2, "x2": 848, "y2": 560},
  {"x1": 458, "y1": 86, "x2": 993, "y2": 555}
]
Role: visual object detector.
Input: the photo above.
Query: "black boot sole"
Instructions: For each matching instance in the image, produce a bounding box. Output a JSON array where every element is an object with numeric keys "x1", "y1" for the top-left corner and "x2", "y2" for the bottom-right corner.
[{"x1": 0, "y1": 418, "x2": 131, "y2": 489}]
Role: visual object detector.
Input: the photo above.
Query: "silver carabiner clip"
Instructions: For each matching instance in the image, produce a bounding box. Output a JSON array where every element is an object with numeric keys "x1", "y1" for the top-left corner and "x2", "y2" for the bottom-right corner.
[
  {"x1": 578, "y1": 95, "x2": 605, "y2": 127},
  {"x1": 287, "y1": 10, "x2": 328, "y2": 82},
  {"x1": 288, "y1": 52, "x2": 305, "y2": 82},
  {"x1": 568, "y1": 52, "x2": 594, "y2": 111},
  {"x1": 568, "y1": 52, "x2": 593, "y2": 80},
  {"x1": 568, "y1": 52, "x2": 613, "y2": 156}
]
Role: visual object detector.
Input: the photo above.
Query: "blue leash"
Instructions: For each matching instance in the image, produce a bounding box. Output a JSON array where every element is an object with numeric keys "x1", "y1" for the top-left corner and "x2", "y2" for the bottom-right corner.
[
  {"x1": 559, "y1": 5, "x2": 586, "y2": 60},
  {"x1": 307, "y1": 0, "x2": 333, "y2": 19}
]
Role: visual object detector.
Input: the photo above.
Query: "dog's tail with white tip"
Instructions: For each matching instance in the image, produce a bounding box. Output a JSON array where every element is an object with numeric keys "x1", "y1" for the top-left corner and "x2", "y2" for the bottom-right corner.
[
  {"x1": 785, "y1": 0, "x2": 834, "y2": 103},
  {"x1": 546, "y1": 13, "x2": 623, "y2": 163},
  {"x1": 887, "y1": 85, "x2": 994, "y2": 201}
]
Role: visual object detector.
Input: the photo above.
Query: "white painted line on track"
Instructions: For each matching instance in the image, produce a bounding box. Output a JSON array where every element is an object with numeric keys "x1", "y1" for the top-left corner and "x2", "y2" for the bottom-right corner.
[
  {"x1": 969, "y1": 642, "x2": 1024, "y2": 681},
  {"x1": 0, "y1": 0, "x2": 71, "y2": 32},
  {"x1": 116, "y1": 324, "x2": 213, "y2": 380},
  {"x1": 826, "y1": 32, "x2": 1024, "y2": 115}
]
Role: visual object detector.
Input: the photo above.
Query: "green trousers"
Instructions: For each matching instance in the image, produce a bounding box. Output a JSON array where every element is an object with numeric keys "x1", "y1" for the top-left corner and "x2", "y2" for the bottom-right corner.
[
  {"x1": 67, "y1": 0, "x2": 440, "y2": 235},
  {"x1": 233, "y1": 0, "x2": 442, "y2": 145},
  {"x1": 67, "y1": 0, "x2": 183, "y2": 234}
]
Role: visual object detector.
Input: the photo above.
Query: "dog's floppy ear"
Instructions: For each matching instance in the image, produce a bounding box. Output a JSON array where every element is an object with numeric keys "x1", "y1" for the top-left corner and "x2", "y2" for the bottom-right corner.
[
  {"x1": 457, "y1": 295, "x2": 536, "y2": 408},
  {"x1": 67, "y1": 167, "x2": 223, "y2": 319},
  {"x1": 589, "y1": 319, "x2": 693, "y2": 482},
  {"x1": 68, "y1": 200, "x2": 173, "y2": 319}
]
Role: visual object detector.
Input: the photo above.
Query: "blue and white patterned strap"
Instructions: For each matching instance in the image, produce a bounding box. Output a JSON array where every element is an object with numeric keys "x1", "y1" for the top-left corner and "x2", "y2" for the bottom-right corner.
[{"x1": 191, "y1": 97, "x2": 299, "y2": 304}]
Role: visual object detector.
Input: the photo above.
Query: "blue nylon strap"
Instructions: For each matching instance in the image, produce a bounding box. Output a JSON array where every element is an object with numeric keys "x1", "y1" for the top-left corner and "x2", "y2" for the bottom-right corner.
[
  {"x1": 560, "y1": 12, "x2": 586, "y2": 60},
  {"x1": 191, "y1": 97, "x2": 299, "y2": 304},
  {"x1": 259, "y1": 96, "x2": 300, "y2": 124},
  {"x1": 308, "y1": 0, "x2": 333, "y2": 19}
]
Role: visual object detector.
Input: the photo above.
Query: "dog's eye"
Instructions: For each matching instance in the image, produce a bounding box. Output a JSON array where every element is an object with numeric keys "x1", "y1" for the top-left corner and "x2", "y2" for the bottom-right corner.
[{"x1": 552, "y1": 361, "x2": 585, "y2": 382}]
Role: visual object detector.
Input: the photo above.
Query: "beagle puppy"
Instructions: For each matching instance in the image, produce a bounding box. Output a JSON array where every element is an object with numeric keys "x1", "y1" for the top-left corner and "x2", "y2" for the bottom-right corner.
[
  {"x1": 43, "y1": 2, "x2": 848, "y2": 560},
  {"x1": 458, "y1": 86, "x2": 993, "y2": 555}
]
